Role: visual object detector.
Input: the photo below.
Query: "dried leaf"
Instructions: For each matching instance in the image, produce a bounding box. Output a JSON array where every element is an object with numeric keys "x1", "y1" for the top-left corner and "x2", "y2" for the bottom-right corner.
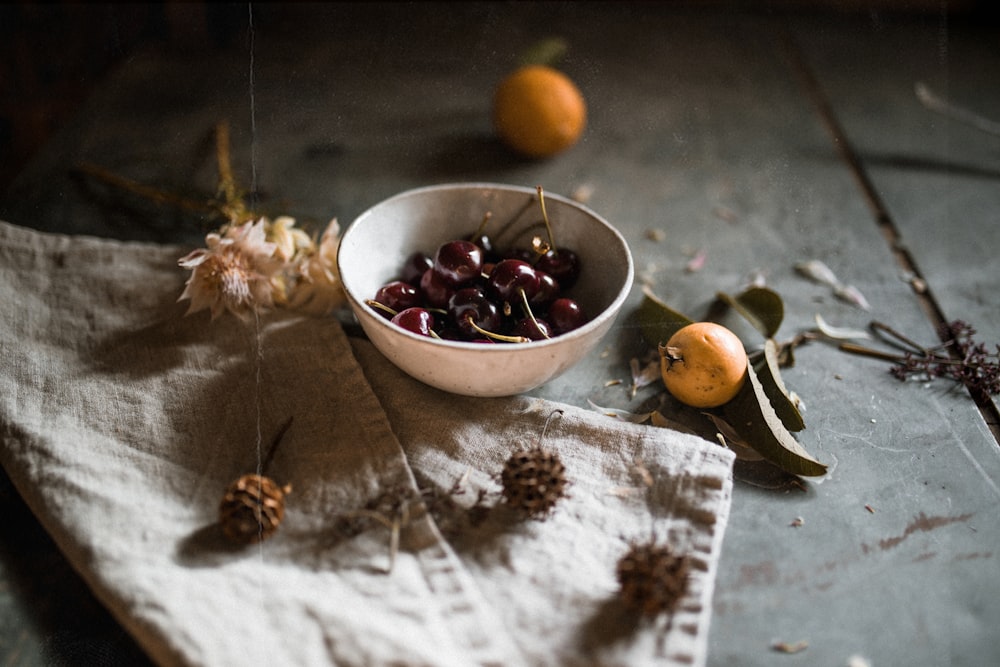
[
  {"x1": 752, "y1": 339, "x2": 806, "y2": 432},
  {"x1": 637, "y1": 285, "x2": 694, "y2": 348},
  {"x1": 720, "y1": 364, "x2": 826, "y2": 477},
  {"x1": 814, "y1": 313, "x2": 872, "y2": 341},
  {"x1": 716, "y1": 286, "x2": 784, "y2": 339},
  {"x1": 704, "y1": 414, "x2": 765, "y2": 460},
  {"x1": 588, "y1": 400, "x2": 653, "y2": 424},
  {"x1": 649, "y1": 410, "x2": 701, "y2": 436},
  {"x1": 630, "y1": 357, "x2": 661, "y2": 392}
]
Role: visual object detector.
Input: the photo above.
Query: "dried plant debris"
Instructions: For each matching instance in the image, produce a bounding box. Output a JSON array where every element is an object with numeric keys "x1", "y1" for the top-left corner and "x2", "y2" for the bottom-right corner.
[
  {"x1": 336, "y1": 485, "x2": 424, "y2": 573},
  {"x1": 771, "y1": 639, "x2": 809, "y2": 654},
  {"x1": 616, "y1": 541, "x2": 690, "y2": 617},
  {"x1": 838, "y1": 320, "x2": 1000, "y2": 395},
  {"x1": 915, "y1": 81, "x2": 1000, "y2": 137}
]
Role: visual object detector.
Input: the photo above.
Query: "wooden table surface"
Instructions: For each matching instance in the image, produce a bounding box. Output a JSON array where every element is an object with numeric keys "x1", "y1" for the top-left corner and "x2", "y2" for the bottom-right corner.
[{"x1": 2, "y1": 3, "x2": 998, "y2": 665}]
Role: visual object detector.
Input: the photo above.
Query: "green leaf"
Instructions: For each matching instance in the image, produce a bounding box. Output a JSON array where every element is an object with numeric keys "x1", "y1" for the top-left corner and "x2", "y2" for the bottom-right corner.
[
  {"x1": 720, "y1": 364, "x2": 826, "y2": 477},
  {"x1": 518, "y1": 37, "x2": 569, "y2": 68},
  {"x1": 752, "y1": 339, "x2": 806, "y2": 432},
  {"x1": 637, "y1": 285, "x2": 694, "y2": 348},
  {"x1": 716, "y1": 286, "x2": 784, "y2": 339}
]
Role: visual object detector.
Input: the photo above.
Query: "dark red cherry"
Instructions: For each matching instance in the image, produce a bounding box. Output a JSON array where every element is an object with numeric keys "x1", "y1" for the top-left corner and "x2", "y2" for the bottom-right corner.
[
  {"x1": 434, "y1": 240, "x2": 483, "y2": 286},
  {"x1": 391, "y1": 307, "x2": 435, "y2": 337},
  {"x1": 469, "y1": 233, "x2": 501, "y2": 263},
  {"x1": 419, "y1": 268, "x2": 454, "y2": 309},
  {"x1": 448, "y1": 287, "x2": 503, "y2": 340},
  {"x1": 401, "y1": 251, "x2": 434, "y2": 285},
  {"x1": 503, "y1": 247, "x2": 537, "y2": 263},
  {"x1": 487, "y1": 259, "x2": 541, "y2": 303},
  {"x1": 547, "y1": 298, "x2": 587, "y2": 335},
  {"x1": 535, "y1": 248, "x2": 581, "y2": 289},
  {"x1": 530, "y1": 271, "x2": 560, "y2": 309},
  {"x1": 374, "y1": 280, "x2": 421, "y2": 313},
  {"x1": 512, "y1": 317, "x2": 552, "y2": 341}
]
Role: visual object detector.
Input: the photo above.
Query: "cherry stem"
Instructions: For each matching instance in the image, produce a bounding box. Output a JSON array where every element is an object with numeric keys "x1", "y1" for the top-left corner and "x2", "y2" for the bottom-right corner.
[
  {"x1": 467, "y1": 316, "x2": 530, "y2": 343},
  {"x1": 518, "y1": 288, "x2": 550, "y2": 339},
  {"x1": 365, "y1": 299, "x2": 398, "y2": 317},
  {"x1": 470, "y1": 211, "x2": 493, "y2": 241},
  {"x1": 536, "y1": 185, "x2": 557, "y2": 253}
]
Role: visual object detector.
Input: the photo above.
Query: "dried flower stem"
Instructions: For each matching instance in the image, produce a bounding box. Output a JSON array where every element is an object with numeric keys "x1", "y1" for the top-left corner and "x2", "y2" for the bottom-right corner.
[
  {"x1": 838, "y1": 342, "x2": 909, "y2": 364},
  {"x1": 74, "y1": 162, "x2": 217, "y2": 215},
  {"x1": 871, "y1": 320, "x2": 936, "y2": 356},
  {"x1": 214, "y1": 120, "x2": 253, "y2": 224}
]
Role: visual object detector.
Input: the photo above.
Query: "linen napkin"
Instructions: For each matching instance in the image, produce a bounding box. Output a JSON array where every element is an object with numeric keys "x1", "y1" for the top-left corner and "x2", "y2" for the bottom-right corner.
[
  {"x1": 0, "y1": 219, "x2": 734, "y2": 666},
  {"x1": 352, "y1": 341, "x2": 735, "y2": 667}
]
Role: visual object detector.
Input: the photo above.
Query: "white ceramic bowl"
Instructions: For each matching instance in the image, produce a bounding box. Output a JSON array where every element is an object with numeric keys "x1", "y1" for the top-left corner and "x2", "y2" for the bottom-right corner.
[{"x1": 338, "y1": 183, "x2": 634, "y2": 397}]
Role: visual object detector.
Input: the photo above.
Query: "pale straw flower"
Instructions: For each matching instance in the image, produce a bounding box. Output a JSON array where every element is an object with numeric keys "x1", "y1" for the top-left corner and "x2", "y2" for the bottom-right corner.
[
  {"x1": 286, "y1": 218, "x2": 346, "y2": 315},
  {"x1": 266, "y1": 215, "x2": 313, "y2": 263},
  {"x1": 178, "y1": 219, "x2": 283, "y2": 320}
]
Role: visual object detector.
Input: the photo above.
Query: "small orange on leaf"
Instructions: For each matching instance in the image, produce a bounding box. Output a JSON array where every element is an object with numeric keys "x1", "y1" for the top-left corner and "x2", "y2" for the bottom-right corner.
[{"x1": 659, "y1": 322, "x2": 748, "y2": 408}]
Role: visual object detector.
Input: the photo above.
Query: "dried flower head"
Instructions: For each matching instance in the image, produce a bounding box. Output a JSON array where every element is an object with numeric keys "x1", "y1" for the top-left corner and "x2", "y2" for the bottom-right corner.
[
  {"x1": 616, "y1": 541, "x2": 690, "y2": 617},
  {"x1": 178, "y1": 219, "x2": 283, "y2": 320},
  {"x1": 286, "y1": 218, "x2": 346, "y2": 315},
  {"x1": 218, "y1": 473, "x2": 292, "y2": 544},
  {"x1": 266, "y1": 215, "x2": 313, "y2": 263}
]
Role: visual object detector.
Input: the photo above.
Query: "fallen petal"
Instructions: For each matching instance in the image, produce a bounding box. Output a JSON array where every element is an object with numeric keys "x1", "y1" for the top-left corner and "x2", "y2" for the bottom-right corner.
[
  {"x1": 795, "y1": 260, "x2": 840, "y2": 287},
  {"x1": 815, "y1": 313, "x2": 872, "y2": 340}
]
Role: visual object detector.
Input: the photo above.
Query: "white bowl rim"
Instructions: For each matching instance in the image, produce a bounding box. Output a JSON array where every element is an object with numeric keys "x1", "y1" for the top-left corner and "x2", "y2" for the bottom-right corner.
[{"x1": 339, "y1": 182, "x2": 635, "y2": 352}]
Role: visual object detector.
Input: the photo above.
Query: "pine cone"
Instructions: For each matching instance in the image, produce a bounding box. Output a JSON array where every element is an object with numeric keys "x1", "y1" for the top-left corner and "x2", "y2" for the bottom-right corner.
[
  {"x1": 500, "y1": 447, "x2": 569, "y2": 518},
  {"x1": 219, "y1": 473, "x2": 291, "y2": 544},
  {"x1": 616, "y1": 541, "x2": 690, "y2": 617}
]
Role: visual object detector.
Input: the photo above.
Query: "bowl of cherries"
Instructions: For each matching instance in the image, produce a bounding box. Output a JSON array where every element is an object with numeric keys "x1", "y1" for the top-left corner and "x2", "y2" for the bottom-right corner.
[{"x1": 337, "y1": 183, "x2": 634, "y2": 397}]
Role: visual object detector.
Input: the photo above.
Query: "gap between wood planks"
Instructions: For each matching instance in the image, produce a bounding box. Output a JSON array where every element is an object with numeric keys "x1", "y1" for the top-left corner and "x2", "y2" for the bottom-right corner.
[{"x1": 780, "y1": 31, "x2": 1000, "y2": 446}]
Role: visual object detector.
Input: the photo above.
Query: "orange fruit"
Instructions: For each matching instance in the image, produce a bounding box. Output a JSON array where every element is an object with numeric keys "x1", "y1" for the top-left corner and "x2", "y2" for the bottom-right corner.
[
  {"x1": 659, "y1": 322, "x2": 748, "y2": 408},
  {"x1": 492, "y1": 65, "x2": 586, "y2": 158}
]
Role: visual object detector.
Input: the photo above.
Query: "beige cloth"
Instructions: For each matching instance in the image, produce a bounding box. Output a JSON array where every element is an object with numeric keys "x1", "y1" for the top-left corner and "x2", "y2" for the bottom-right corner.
[{"x1": 0, "y1": 220, "x2": 734, "y2": 666}]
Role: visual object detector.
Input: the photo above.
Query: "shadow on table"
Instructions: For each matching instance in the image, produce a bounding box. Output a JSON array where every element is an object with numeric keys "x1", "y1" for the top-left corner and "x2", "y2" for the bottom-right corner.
[{"x1": 0, "y1": 466, "x2": 155, "y2": 666}]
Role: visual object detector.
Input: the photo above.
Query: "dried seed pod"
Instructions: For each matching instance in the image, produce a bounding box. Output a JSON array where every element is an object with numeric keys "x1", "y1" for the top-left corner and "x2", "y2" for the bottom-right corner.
[
  {"x1": 219, "y1": 473, "x2": 292, "y2": 544},
  {"x1": 616, "y1": 541, "x2": 690, "y2": 617},
  {"x1": 500, "y1": 447, "x2": 569, "y2": 518},
  {"x1": 500, "y1": 409, "x2": 569, "y2": 518}
]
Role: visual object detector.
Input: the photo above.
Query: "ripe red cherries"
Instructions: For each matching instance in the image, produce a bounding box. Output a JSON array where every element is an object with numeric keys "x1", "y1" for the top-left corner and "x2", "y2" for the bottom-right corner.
[{"x1": 367, "y1": 188, "x2": 588, "y2": 342}]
